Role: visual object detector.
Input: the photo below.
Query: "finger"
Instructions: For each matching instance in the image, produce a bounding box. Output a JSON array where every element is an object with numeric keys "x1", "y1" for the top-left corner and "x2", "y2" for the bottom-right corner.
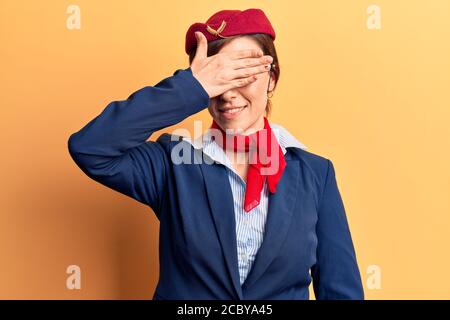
[
  {"x1": 228, "y1": 75, "x2": 258, "y2": 89},
  {"x1": 192, "y1": 32, "x2": 208, "y2": 63},
  {"x1": 232, "y1": 64, "x2": 271, "y2": 80},
  {"x1": 231, "y1": 55, "x2": 273, "y2": 70},
  {"x1": 228, "y1": 48, "x2": 263, "y2": 60}
]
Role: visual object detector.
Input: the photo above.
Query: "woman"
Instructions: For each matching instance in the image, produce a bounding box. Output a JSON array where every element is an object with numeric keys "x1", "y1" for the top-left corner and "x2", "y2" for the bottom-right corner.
[{"x1": 68, "y1": 8, "x2": 364, "y2": 300}]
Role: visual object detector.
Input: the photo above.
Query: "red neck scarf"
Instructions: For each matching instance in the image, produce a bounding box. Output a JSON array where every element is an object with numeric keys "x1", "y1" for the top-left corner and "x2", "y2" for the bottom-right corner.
[{"x1": 210, "y1": 117, "x2": 286, "y2": 212}]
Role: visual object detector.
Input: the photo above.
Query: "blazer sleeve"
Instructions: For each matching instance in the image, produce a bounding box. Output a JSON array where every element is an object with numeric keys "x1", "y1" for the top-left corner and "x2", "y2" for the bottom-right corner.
[
  {"x1": 311, "y1": 159, "x2": 365, "y2": 299},
  {"x1": 67, "y1": 67, "x2": 210, "y2": 217}
]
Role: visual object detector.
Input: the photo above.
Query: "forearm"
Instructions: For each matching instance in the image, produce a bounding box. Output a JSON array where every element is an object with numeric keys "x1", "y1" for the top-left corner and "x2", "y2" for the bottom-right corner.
[{"x1": 68, "y1": 67, "x2": 209, "y2": 165}]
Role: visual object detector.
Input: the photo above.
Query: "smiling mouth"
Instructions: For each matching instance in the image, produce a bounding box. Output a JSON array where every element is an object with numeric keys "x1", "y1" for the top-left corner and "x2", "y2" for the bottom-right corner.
[{"x1": 218, "y1": 105, "x2": 248, "y2": 114}]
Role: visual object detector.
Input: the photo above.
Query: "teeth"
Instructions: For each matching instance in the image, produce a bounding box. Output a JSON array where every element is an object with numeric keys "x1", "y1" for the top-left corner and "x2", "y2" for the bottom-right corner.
[{"x1": 221, "y1": 106, "x2": 246, "y2": 114}]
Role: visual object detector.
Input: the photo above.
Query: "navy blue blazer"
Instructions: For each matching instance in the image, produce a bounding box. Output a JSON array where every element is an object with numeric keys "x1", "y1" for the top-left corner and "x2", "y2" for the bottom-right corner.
[{"x1": 68, "y1": 67, "x2": 364, "y2": 300}]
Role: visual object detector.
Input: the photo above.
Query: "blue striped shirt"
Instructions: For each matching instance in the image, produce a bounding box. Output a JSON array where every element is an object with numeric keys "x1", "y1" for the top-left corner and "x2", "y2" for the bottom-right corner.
[{"x1": 183, "y1": 123, "x2": 307, "y2": 284}]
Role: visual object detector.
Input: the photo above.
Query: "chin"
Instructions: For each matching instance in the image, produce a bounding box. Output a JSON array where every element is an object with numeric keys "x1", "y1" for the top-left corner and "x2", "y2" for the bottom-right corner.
[{"x1": 218, "y1": 118, "x2": 253, "y2": 133}]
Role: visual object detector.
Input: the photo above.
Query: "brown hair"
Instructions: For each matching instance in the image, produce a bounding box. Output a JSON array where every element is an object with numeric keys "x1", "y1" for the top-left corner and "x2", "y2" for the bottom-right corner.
[{"x1": 188, "y1": 33, "x2": 280, "y2": 117}]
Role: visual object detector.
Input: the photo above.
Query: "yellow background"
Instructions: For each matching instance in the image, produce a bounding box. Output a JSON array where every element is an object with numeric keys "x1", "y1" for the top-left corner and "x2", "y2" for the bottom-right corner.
[{"x1": 1, "y1": 0, "x2": 449, "y2": 299}]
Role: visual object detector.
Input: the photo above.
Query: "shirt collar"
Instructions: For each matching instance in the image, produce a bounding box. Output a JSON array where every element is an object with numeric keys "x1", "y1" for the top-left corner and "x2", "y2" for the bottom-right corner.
[{"x1": 181, "y1": 122, "x2": 307, "y2": 167}]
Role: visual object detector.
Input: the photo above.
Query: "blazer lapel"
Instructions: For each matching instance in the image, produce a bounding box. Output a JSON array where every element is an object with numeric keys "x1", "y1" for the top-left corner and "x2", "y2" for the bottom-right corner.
[
  {"x1": 200, "y1": 161, "x2": 244, "y2": 300},
  {"x1": 242, "y1": 156, "x2": 300, "y2": 289}
]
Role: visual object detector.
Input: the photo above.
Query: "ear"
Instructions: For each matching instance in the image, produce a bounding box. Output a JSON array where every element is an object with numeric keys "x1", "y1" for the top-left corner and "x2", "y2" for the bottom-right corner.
[{"x1": 268, "y1": 71, "x2": 276, "y2": 92}]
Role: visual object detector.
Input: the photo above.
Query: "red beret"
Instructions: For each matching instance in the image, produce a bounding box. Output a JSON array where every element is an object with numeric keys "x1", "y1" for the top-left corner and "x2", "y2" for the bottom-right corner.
[{"x1": 185, "y1": 8, "x2": 276, "y2": 55}]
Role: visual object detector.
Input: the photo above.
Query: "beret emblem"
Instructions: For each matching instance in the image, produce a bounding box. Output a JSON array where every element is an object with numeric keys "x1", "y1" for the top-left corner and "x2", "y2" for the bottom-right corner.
[{"x1": 206, "y1": 20, "x2": 232, "y2": 39}]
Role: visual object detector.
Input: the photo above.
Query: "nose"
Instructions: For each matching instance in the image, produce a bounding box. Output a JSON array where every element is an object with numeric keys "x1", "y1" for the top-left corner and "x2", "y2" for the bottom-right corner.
[{"x1": 219, "y1": 88, "x2": 239, "y2": 103}]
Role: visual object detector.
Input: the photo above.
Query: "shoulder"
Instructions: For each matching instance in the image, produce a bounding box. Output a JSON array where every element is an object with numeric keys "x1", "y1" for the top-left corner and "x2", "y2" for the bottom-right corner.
[
  {"x1": 269, "y1": 122, "x2": 333, "y2": 185},
  {"x1": 153, "y1": 133, "x2": 201, "y2": 164},
  {"x1": 132, "y1": 133, "x2": 186, "y2": 164},
  {"x1": 155, "y1": 132, "x2": 183, "y2": 148},
  {"x1": 287, "y1": 147, "x2": 330, "y2": 169},
  {"x1": 286, "y1": 147, "x2": 334, "y2": 192}
]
